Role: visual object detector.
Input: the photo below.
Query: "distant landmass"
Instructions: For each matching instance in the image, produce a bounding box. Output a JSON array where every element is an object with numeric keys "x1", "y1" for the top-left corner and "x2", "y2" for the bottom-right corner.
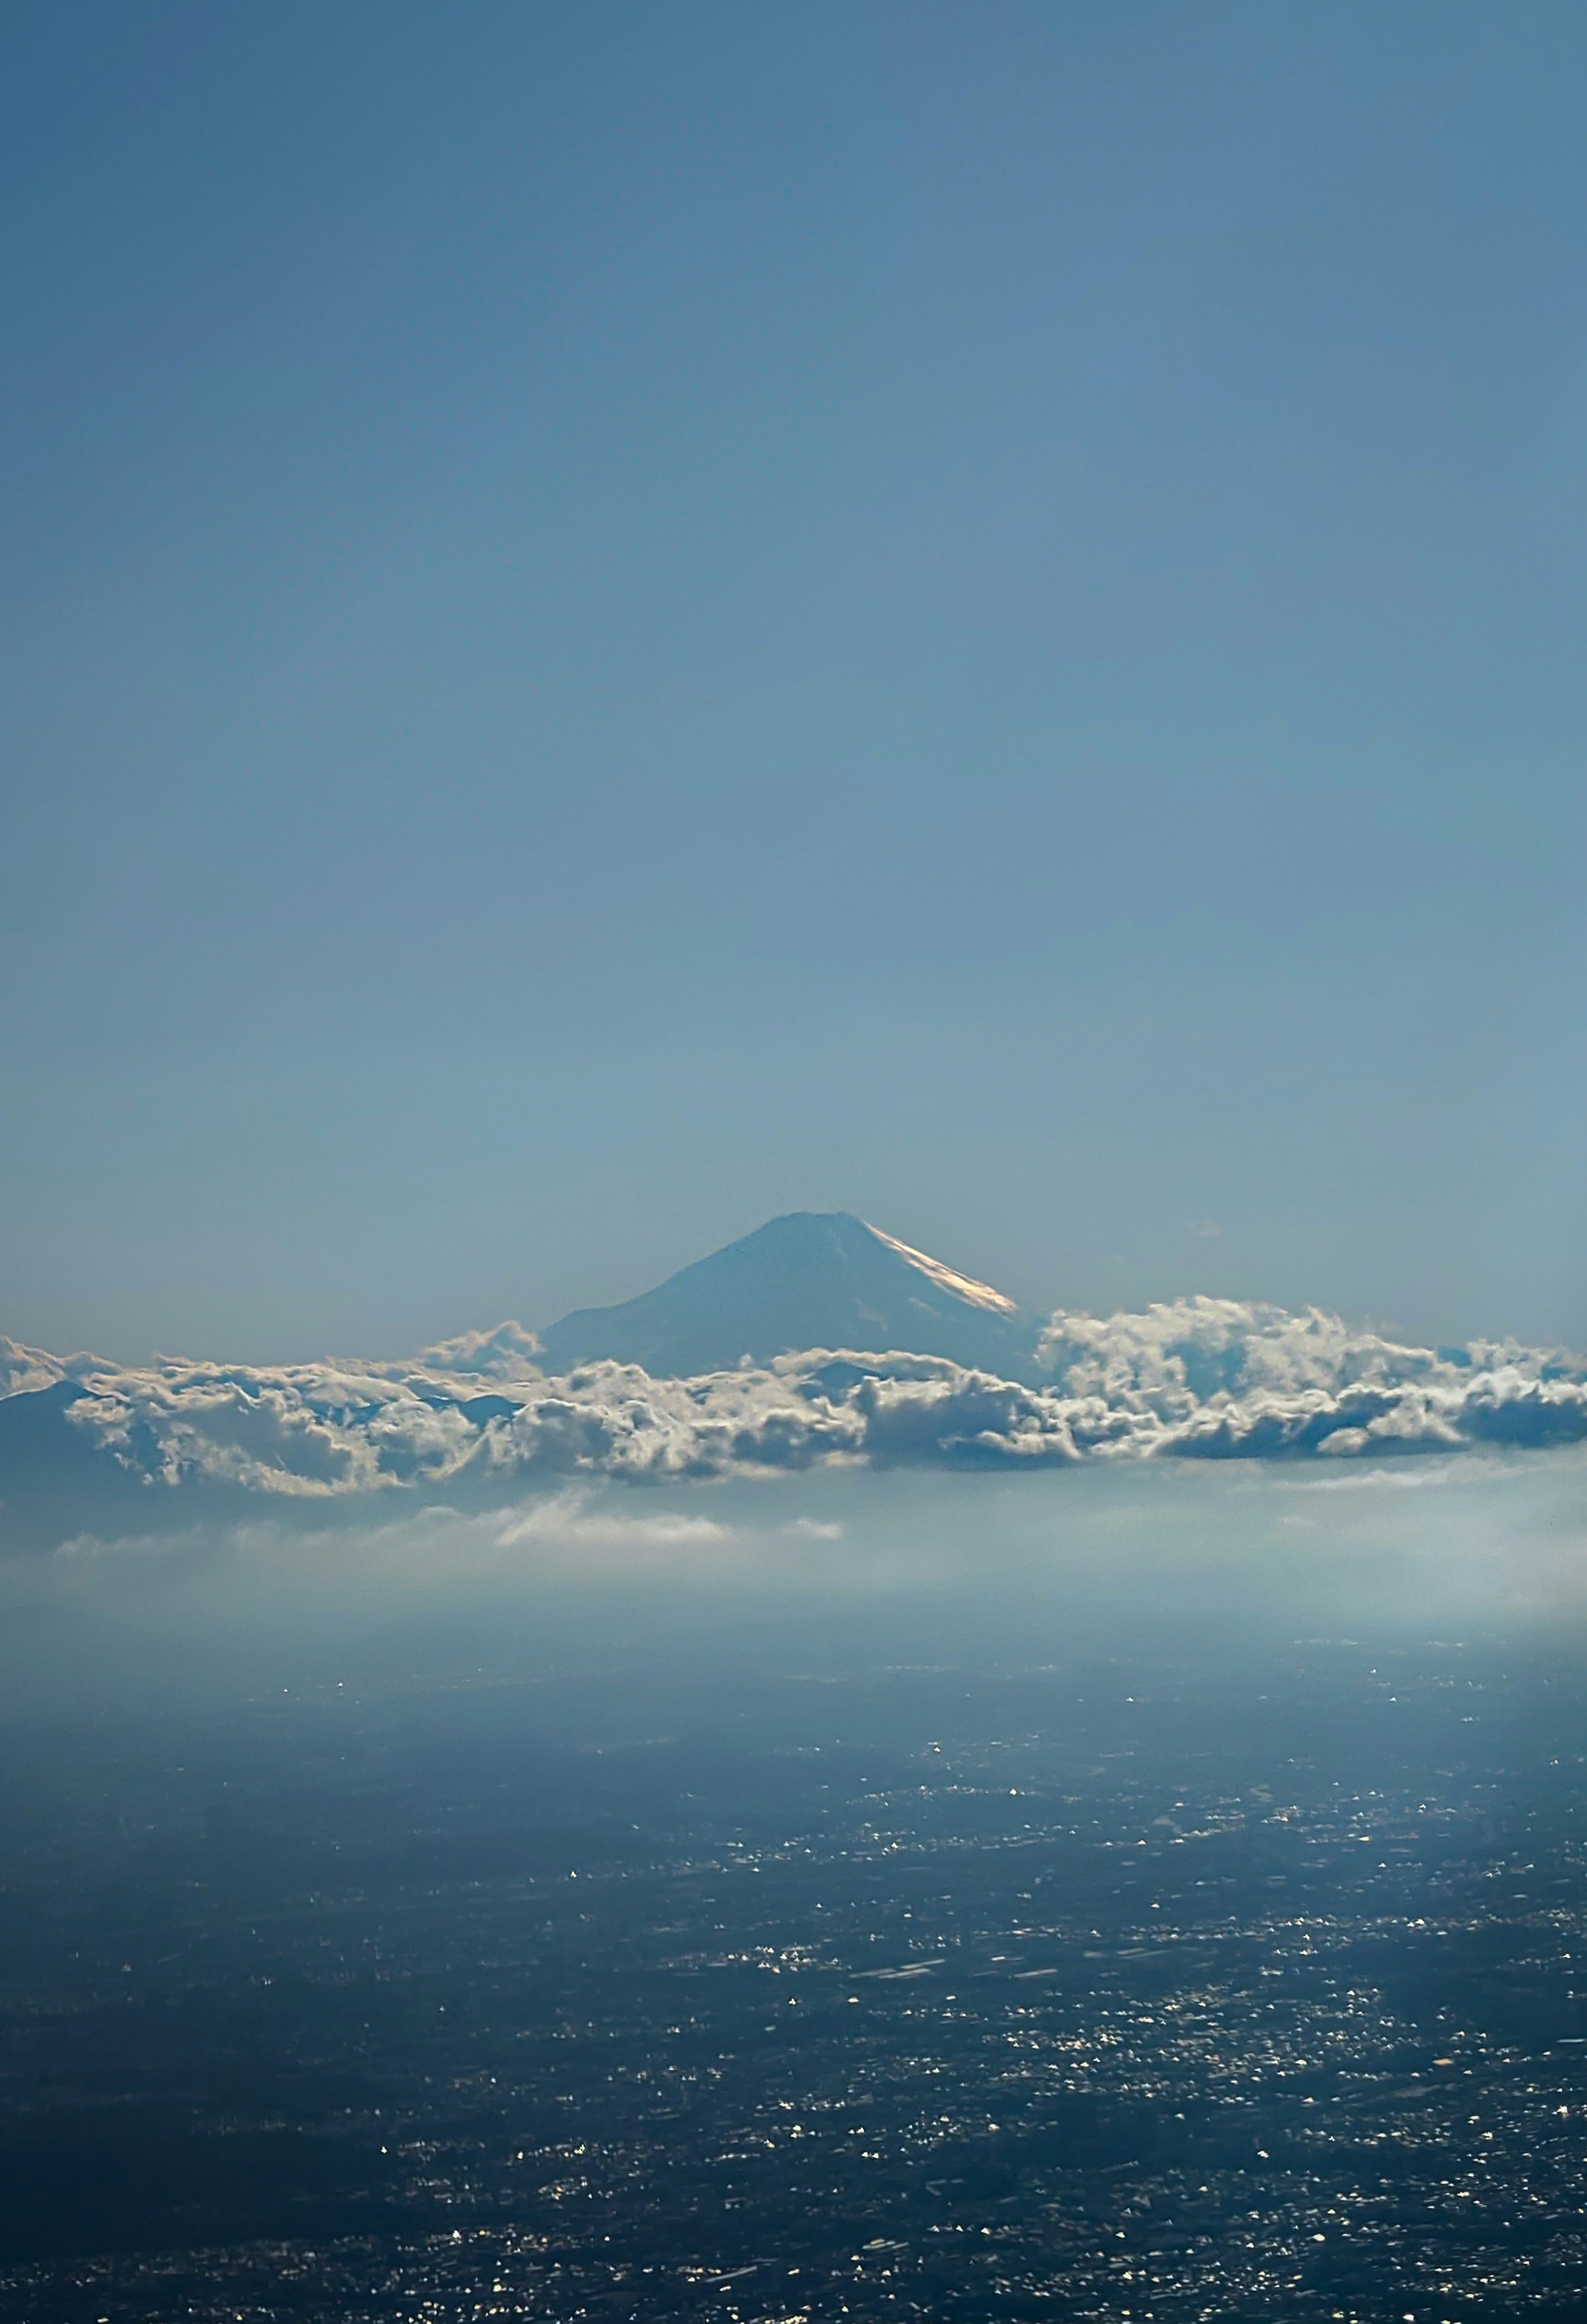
[
  {"x1": 535, "y1": 1212, "x2": 1042, "y2": 1379},
  {"x1": 4, "y1": 1212, "x2": 1587, "y2": 1532}
]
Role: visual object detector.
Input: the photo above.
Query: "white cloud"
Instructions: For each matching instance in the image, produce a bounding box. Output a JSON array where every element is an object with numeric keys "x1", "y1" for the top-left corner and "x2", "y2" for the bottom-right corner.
[
  {"x1": 0, "y1": 1335, "x2": 117, "y2": 1398},
  {"x1": 1, "y1": 1297, "x2": 1583, "y2": 1518}
]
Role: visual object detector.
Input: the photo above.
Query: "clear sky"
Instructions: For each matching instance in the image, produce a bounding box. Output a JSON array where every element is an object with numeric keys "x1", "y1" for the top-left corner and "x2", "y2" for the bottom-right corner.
[{"x1": 4, "y1": 1, "x2": 1586, "y2": 1362}]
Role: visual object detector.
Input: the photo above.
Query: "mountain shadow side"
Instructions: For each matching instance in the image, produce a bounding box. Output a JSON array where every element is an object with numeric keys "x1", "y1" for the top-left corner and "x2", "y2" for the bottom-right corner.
[
  {"x1": 535, "y1": 1212, "x2": 1043, "y2": 1380},
  {"x1": 0, "y1": 1379, "x2": 162, "y2": 1553}
]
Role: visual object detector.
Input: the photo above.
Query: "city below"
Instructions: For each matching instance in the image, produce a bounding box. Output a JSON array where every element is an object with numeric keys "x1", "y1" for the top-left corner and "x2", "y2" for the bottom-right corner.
[{"x1": 2, "y1": 1640, "x2": 1583, "y2": 2322}]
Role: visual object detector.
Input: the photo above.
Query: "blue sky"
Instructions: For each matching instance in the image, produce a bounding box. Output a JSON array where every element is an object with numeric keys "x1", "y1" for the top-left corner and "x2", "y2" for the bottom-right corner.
[{"x1": 4, "y1": 2, "x2": 1587, "y2": 1361}]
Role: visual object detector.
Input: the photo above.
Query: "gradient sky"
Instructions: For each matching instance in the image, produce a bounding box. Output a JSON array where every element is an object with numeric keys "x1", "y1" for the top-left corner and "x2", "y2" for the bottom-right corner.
[{"x1": 5, "y1": 1, "x2": 1587, "y2": 1362}]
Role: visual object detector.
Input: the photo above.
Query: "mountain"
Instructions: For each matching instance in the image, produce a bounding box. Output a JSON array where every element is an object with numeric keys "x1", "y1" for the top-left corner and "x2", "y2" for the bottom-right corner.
[
  {"x1": 535, "y1": 1212, "x2": 1041, "y2": 1379},
  {"x1": 0, "y1": 1379, "x2": 162, "y2": 1551}
]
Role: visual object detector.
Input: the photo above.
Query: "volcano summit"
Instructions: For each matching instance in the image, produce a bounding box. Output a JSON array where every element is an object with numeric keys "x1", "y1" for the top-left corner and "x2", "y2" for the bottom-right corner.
[{"x1": 534, "y1": 1212, "x2": 1039, "y2": 1380}]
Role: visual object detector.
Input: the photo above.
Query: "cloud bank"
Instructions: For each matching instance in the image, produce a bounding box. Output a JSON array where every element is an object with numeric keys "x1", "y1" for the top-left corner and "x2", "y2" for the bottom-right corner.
[{"x1": 3, "y1": 1296, "x2": 1586, "y2": 1515}]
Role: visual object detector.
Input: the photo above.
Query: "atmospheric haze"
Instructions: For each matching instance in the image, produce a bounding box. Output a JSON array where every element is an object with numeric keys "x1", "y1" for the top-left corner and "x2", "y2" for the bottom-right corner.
[{"x1": 5, "y1": 15, "x2": 1587, "y2": 2319}]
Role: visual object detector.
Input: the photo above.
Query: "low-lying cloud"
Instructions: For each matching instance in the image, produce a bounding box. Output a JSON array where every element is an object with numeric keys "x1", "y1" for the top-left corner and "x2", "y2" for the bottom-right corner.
[{"x1": 3, "y1": 1296, "x2": 1586, "y2": 1518}]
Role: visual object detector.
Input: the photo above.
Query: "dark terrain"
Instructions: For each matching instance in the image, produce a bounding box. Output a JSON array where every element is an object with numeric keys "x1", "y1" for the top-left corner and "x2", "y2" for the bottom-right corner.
[{"x1": 2, "y1": 1645, "x2": 1586, "y2": 2322}]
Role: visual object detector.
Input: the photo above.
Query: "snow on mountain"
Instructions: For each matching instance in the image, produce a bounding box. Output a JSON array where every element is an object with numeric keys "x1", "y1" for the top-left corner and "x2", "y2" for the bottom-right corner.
[{"x1": 534, "y1": 1212, "x2": 1037, "y2": 1379}]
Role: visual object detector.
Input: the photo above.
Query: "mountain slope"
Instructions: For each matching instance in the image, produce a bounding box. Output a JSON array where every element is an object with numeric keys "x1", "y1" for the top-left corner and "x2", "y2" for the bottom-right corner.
[{"x1": 535, "y1": 1212, "x2": 1039, "y2": 1378}]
